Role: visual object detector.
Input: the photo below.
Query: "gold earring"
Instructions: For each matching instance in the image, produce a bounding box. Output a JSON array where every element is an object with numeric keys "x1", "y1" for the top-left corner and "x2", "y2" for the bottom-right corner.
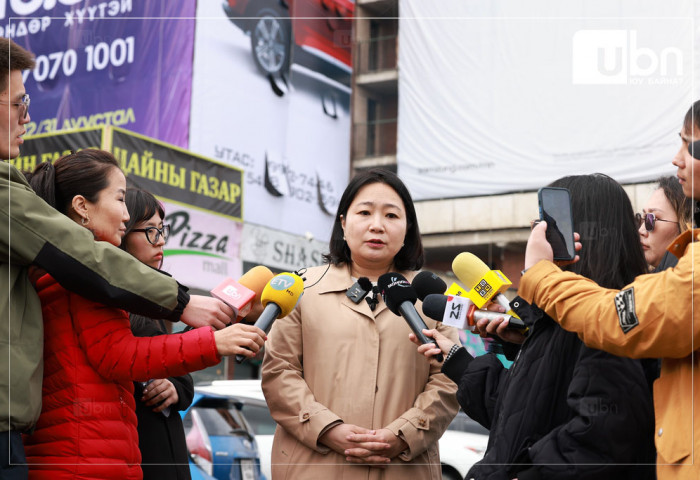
[{"x1": 81, "y1": 215, "x2": 89, "y2": 226}]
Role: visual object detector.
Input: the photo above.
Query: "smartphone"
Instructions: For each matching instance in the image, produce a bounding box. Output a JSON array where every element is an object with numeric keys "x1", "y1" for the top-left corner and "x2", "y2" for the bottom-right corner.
[{"x1": 537, "y1": 187, "x2": 576, "y2": 261}]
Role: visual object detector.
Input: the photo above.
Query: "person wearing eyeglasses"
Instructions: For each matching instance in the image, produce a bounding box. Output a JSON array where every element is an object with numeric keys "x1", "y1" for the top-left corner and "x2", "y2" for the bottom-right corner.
[
  {"x1": 119, "y1": 188, "x2": 193, "y2": 480},
  {"x1": 637, "y1": 176, "x2": 693, "y2": 271},
  {"x1": 0, "y1": 37, "x2": 243, "y2": 479},
  {"x1": 518, "y1": 100, "x2": 700, "y2": 480}
]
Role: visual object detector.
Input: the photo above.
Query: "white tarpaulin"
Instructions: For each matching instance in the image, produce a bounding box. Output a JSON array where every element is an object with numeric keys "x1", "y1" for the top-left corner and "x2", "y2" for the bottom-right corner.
[{"x1": 398, "y1": 0, "x2": 697, "y2": 200}]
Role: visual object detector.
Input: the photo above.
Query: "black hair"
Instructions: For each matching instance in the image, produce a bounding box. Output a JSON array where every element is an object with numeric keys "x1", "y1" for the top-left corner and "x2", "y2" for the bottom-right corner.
[
  {"x1": 323, "y1": 168, "x2": 424, "y2": 271},
  {"x1": 0, "y1": 37, "x2": 35, "y2": 93},
  {"x1": 26, "y1": 149, "x2": 120, "y2": 215},
  {"x1": 549, "y1": 174, "x2": 647, "y2": 289},
  {"x1": 682, "y1": 100, "x2": 700, "y2": 136},
  {"x1": 119, "y1": 188, "x2": 165, "y2": 252},
  {"x1": 655, "y1": 176, "x2": 693, "y2": 233}
]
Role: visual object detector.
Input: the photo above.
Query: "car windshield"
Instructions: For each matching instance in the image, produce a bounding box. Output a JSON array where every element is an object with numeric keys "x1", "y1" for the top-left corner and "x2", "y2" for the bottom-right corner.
[
  {"x1": 239, "y1": 403, "x2": 277, "y2": 436},
  {"x1": 184, "y1": 397, "x2": 253, "y2": 437}
]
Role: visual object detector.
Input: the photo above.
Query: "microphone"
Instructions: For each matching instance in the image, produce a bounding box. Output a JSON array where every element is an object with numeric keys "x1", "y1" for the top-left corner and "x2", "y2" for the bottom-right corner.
[
  {"x1": 210, "y1": 266, "x2": 275, "y2": 322},
  {"x1": 422, "y1": 294, "x2": 527, "y2": 334},
  {"x1": 235, "y1": 272, "x2": 304, "y2": 363},
  {"x1": 378, "y1": 273, "x2": 443, "y2": 362},
  {"x1": 411, "y1": 271, "x2": 447, "y2": 301},
  {"x1": 689, "y1": 140, "x2": 700, "y2": 159},
  {"x1": 451, "y1": 252, "x2": 522, "y2": 318},
  {"x1": 346, "y1": 277, "x2": 373, "y2": 304}
]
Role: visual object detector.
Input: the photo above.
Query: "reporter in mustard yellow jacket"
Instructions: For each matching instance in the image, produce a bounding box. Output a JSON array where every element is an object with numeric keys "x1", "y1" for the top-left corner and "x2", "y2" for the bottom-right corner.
[{"x1": 518, "y1": 101, "x2": 700, "y2": 480}]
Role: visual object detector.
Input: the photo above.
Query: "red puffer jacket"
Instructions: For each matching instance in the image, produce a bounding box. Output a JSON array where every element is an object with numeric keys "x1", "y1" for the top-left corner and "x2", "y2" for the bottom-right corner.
[{"x1": 24, "y1": 275, "x2": 221, "y2": 480}]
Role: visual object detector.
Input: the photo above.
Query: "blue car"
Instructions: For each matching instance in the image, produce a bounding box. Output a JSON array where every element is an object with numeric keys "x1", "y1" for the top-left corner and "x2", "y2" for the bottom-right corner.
[{"x1": 182, "y1": 391, "x2": 265, "y2": 480}]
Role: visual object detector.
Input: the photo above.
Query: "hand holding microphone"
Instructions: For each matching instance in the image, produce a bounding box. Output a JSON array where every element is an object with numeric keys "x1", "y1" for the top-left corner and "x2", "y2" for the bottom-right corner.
[
  {"x1": 378, "y1": 272, "x2": 443, "y2": 362},
  {"x1": 235, "y1": 272, "x2": 305, "y2": 363}
]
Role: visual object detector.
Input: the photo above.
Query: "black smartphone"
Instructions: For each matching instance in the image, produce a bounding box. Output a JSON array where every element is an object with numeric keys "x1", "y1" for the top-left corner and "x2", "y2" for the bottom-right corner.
[{"x1": 537, "y1": 187, "x2": 576, "y2": 261}]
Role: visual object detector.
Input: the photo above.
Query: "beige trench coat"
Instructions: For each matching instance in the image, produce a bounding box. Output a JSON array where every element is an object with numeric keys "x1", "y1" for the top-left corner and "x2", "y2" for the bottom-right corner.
[{"x1": 261, "y1": 264, "x2": 460, "y2": 480}]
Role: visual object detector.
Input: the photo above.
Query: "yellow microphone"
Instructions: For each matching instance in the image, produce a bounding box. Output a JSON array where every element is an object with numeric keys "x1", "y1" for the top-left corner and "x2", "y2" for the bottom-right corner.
[
  {"x1": 235, "y1": 272, "x2": 304, "y2": 363},
  {"x1": 451, "y1": 252, "x2": 523, "y2": 322}
]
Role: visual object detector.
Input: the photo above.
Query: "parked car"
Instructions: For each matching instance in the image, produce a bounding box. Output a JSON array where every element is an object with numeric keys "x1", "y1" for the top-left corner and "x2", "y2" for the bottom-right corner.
[
  {"x1": 182, "y1": 391, "x2": 265, "y2": 480},
  {"x1": 196, "y1": 380, "x2": 490, "y2": 479},
  {"x1": 222, "y1": 0, "x2": 354, "y2": 86},
  {"x1": 440, "y1": 411, "x2": 489, "y2": 480}
]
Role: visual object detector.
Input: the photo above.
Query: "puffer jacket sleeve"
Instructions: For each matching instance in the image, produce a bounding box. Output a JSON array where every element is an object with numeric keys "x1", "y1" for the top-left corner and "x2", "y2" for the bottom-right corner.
[
  {"x1": 0, "y1": 165, "x2": 189, "y2": 320},
  {"x1": 512, "y1": 345, "x2": 655, "y2": 479},
  {"x1": 71, "y1": 294, "x2": 221, "y2": 382},
  {"x1": 519, "y1": 232, "x2": 699, "y2": 358},
  {"x1": 442, "y1": 347, "x2": 508, "y2": 430},
  {"x1": 130, "y1": 314, "x2": 195, "y2": 411}
]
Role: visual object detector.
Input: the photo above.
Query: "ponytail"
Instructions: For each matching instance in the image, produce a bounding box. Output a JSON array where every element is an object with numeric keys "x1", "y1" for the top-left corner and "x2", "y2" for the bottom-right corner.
[{"x1": 27, "y1": 161, "x2": 58, "y2": 209}]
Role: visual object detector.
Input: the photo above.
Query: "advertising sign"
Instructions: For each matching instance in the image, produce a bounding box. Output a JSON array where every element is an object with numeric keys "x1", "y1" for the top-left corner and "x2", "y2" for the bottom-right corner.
[
  {"x1": 5, "y1": 0, "x2": 195, "y2": 147},
  {"x1": 240, "y1": 223, "x2": 327, "y2": 273},
  {"x1": 111, "y1": 127, "x2": 243, "y2": 220},
  {"x1": 161, "y1": 201, "x2": 243, "y2": 292},
  {"x1": 189, "y1": 0, "x2": 354, "y2": 241}
]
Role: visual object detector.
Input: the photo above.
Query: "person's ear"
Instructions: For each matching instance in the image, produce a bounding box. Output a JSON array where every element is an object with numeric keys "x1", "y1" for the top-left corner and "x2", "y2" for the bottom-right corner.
[
  {"x1": 340, "y1": 214, "x2": 346, "y2": 231},
  {"x1": 71, "y1": 195, "x2": 89, "y2": 223}
]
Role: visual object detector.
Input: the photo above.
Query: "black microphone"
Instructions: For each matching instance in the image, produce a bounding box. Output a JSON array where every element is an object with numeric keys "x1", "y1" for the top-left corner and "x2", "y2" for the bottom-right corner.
[
  {"x1": 366, "y1": 285, "x2": 380, "y2": 311},
  {"x1": 411, "y1": 271, "x2": 447, "y2": 301},
  {"x1": 378, "y1": 273, "x2": 443, "y2": 362}
]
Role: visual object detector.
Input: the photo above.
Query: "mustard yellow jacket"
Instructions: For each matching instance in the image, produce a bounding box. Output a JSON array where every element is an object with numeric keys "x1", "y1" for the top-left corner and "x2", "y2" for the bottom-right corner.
[
  {"x1": 261, "y1": 264, "x2": 459, "y2": 480},
  {"x1": 519, "y1": 229, "x2": 700, "y2": 480}
]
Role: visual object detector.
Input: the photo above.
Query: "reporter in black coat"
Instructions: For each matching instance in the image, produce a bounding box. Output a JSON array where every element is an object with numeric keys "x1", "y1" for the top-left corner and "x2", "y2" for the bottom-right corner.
[
  {"x1": 413, "y1": 175, "x2": 657, "y2": 479},
  {"x1": 131, "y1": 314, "x2": 194, "y2": 480}
]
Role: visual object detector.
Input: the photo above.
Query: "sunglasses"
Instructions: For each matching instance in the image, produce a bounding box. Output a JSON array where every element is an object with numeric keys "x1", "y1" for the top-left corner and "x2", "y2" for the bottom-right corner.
[
  {"x1": 635, "y1": 212, "x2": 679, "y2": 232},
  {"x1": 130, "y1": 224, "x2": 170, "y2": 245}
]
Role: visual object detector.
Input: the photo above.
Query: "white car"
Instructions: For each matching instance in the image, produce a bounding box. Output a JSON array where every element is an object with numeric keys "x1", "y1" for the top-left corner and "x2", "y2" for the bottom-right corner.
[
  {"x1": 196, "y1": 380, "x2": 489, "y2": 480},
  {"x1": 440, "y1": 411, "x2": 489, "y2": 480}
]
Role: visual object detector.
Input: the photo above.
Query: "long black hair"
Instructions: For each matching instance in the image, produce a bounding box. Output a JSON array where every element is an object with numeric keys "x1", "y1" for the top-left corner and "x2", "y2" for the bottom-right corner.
[
  {"x1": 549, "y1": 174, "x2": 647, "y2": 289},
  {"x1": 323, "y1": 168, "x2": 424, "y2": 271},
  {"x1": 26, "y1": 149, "x2": 120, "y2": 215}
]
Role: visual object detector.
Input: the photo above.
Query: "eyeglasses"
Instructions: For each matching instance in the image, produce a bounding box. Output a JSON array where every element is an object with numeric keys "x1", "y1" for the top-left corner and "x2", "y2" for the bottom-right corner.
[
  {"x1": 130, "y1": 224, "x2": 170, "y2": 245},
  {"x1": 635, "y1": 212, "x2": 679, "y2": 232},
  {"x1": 0, "y1": 94, "x2": 30, "y2": 119}
]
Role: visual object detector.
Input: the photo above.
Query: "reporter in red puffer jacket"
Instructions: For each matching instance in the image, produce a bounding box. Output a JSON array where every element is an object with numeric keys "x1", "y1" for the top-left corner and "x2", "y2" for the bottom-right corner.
[{"x1": 21, "y1": 150, "x2": 266, "y2": 479}]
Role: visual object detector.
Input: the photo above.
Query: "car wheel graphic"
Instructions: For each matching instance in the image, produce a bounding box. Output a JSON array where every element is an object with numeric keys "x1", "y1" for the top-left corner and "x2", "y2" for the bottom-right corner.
[{"x1": 250, "y1": 7, "x2": 291, "y2": 76}]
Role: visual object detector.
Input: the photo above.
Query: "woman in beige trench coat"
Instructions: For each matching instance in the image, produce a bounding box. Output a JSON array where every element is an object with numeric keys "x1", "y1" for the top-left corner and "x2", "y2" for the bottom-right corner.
[{"x1": 262, "y1": 169, "x2": 460, "y2": 480}]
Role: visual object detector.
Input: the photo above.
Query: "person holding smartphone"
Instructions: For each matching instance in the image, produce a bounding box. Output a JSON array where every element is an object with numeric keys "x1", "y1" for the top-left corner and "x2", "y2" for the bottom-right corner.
[
  {"x1": 519, "y1": 101, "x2": 700, "y2": 480},
  {"x1": 412, "y1": 174, "x2": 656, "y2": 480}
]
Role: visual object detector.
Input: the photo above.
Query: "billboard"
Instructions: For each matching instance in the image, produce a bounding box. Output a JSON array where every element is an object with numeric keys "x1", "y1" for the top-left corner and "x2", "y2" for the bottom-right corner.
[
  {"x1": 20, "y1": 126, "x2": 245, "y2": 291},
  {"x1": 189, "y1": 0, "x2": 354, "y2": 242},
  {"x1": 397, "y1": 0, "x2": 696, "y2": 199},
  {"x1": 5, "y1": 0, "x2": 195, "y2": 147}
]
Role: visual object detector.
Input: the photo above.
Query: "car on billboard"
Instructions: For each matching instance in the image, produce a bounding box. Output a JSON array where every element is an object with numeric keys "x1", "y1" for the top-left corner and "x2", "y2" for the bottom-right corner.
[
  {"x1": 196, "y1": 380, "x2": 490, "y2": 480},
  {"x1": 222, "y1": 0, "x2": 354, "y2": 86},
  {"x1": 182, "y1": 392, "x2": 265, "y2": 480}
]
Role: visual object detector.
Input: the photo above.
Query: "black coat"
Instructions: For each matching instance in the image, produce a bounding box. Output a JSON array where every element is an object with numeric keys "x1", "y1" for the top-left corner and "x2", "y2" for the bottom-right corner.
[
  {"x1": 442, "y1": 298, "x2": 656, "y2": 480},
  {"x1": 131, "y1": 315, "x2": 194, "y2": 480}
]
